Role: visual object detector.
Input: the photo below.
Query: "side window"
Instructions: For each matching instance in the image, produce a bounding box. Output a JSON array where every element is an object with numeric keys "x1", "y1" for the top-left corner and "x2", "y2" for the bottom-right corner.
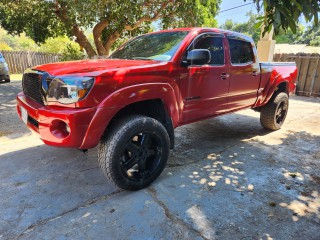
[
  {"x1": 228, "y1": 38, "x2": 254, "y2": 64},
  {"x1": 191, "y1": 36, "x2": 224, "y2": 65}
]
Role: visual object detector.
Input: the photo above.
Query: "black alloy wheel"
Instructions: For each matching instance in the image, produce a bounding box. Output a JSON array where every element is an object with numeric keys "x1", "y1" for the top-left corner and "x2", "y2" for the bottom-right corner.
[
  {"x1": 260, "y1": 92, "x2": 289, "y2": 130},
  {"x1": 120, "y1": 131, "x2": 163, "y2": 181},
  {"x1": 98, "y1": 115, "x2": 170, "y2": 190}
]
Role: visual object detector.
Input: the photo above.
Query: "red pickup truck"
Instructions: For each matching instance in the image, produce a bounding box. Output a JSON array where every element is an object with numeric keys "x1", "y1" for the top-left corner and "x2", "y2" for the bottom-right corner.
[{"x1": 17, "y1": 28, "x2": 297, "y2": 190}]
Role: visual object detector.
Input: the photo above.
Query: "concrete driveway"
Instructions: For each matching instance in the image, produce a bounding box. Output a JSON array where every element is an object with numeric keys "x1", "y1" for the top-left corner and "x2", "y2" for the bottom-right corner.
[{"x1": 1, "y1": 82, "x2": 320, "y2": 240}]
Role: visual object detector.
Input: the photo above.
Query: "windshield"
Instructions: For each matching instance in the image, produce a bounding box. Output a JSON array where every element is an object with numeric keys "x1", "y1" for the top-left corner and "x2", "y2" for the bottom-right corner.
[{"x1": 110, "y1": 31, "x2": 189, "y2": 61}]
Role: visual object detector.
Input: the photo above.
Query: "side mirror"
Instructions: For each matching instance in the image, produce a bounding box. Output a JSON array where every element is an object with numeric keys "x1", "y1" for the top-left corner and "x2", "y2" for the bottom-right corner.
[{"x1": 186, "y1": 49, "x2": 211, "y2": 65}]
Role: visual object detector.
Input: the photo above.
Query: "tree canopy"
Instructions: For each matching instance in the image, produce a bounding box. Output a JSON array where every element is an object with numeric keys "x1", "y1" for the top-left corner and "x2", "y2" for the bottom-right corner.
[
  {"x1": 219, "y1": 12, "x2": 261, "y2": 43},
  {"x1": 0, "y1": 0, "x2": 221, "y2": 57},
  {"x1": 296, "y1": 25, "x2": 320, "y2": 46},
  {"x1": 220, "y1": 13, "x2": 320, "y2": 47},
  {"x1": 220, "y1": 12, "x2": 307, "y2": 45},
  {"x1": 250, "y1": 0, "x2": 320, "y2": 36},
  {"x1": 1, "y1": 0, "x2": 318, "y2": 57}
]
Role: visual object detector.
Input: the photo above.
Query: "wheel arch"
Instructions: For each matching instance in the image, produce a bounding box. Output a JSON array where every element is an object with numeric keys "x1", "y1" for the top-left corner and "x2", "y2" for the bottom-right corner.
[
  {"x1": 105, "y1": 99, "x2": 175, "y2": 149},
  {"x1": 80, "y1": 83, "x2": 179, "y2": 149},
  {"x1": 275, "y1": 81, "x2": 289, "y2": 95},
  {"x1": 254, "y1": 80, "x2": 289, "y2": 110}
]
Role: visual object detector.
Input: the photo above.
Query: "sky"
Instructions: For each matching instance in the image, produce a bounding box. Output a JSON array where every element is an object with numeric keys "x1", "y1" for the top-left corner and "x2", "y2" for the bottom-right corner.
[{"x1": 216, "y1": 0, "x2": 258, "y2": 26}]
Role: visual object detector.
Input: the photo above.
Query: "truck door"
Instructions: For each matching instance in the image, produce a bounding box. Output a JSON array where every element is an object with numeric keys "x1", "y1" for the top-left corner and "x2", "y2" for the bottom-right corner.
[
  {"x1": 179, "y1": 33, "x2": 229, "y2": 123},
  {"x1": 227, "y1": 36, "x2": 260, "y2": 110}
]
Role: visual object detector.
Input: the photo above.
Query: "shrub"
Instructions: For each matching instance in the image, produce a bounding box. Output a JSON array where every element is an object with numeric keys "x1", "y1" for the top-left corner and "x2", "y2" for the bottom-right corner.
[{"x1": 60, "y1": 43, "x2": 85, "y2": 61}]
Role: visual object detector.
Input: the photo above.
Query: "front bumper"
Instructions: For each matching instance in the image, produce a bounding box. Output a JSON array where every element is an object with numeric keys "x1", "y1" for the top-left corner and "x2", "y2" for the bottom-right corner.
[{"x1": 16, "y1": 92, "x2": 97, "y2": 148}]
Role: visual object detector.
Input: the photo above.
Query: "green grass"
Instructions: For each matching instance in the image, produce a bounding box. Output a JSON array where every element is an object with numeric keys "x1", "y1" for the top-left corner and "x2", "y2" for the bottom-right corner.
[{"x1": 10, "y1": 74, "x2": 23, "y2": 81}]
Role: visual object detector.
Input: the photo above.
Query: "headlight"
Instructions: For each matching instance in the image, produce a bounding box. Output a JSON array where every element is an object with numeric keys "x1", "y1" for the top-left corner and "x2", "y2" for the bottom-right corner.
[{"x1": 47, "y1": 76, "x2": 94, "y2": 104}]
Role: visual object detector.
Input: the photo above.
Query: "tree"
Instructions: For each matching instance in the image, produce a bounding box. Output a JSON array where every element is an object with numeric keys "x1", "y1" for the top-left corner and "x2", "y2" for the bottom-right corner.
[
  {"x1": 274, "y1": 25, "x2": 304, "y2": 44},
  {"x1": 295, "y1": 25, "x2": 320, "y2": 46},
  {"x1": 0, "y1": 27, "x2": 39, "y2": 51},
  {"x1": 38, "y1": 36, "x2": 80, "y2": 54},
  {"x1": 220, "y1": 12, "x2": 310, "y2": 46},
  {"x1": 0, "y1": 42, "x2": 12, "y2": 51},
  {"x1": 0, "y1": 0, "x2": 221, "y2": 57},
  {"x1": 219, "y1": 12, "x2": 261, "y2": 43},
  {"x1": 249, "y1": 0, "x2": 319, "y2": 36}
]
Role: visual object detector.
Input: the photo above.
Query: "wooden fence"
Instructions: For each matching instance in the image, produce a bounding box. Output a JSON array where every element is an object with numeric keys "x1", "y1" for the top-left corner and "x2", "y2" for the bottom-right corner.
[
  {"x1": 274, "y1": 53, "x2": 320, "y2": 97},
  {"x1": 2, "y1": 51, "x2": 320, "y2": 97},
  {"x1": 1, "y1": 51, "x2": 61, "y2": 74}
]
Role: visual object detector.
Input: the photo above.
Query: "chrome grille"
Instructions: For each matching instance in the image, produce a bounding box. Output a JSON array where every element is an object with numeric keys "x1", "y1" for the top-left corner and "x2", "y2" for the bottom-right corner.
[{"x1": 22, "y1": 73, "x2": 44, "y2": 105}]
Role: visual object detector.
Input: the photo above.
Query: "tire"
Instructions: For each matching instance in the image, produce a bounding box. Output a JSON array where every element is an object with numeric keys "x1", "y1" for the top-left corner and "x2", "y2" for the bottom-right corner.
[
  {"x1": 260, "y1": 92, "x2": 289, "y2": 130},
  {"x1": 5, "y1": 78, "x2": 10, "y2": 83},
  {"x1": 98, "y1": 115, "x2": 170, "y2": 190}
]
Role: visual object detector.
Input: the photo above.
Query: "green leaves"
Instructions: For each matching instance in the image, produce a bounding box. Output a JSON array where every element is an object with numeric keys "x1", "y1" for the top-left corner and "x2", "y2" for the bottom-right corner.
[
  {"x1": 296, "y1": 24, "x2": 320, "y2": 46},
  {"x1": 220, "y1": 12, "x2": 262, "y2": 43},
  {"x1": 0, "y1": 0, "x2": 66, "y2": 43},
  {"x1": 0, "y1": 0, "x2": 221, "y2": 56},
  {"x1": 251, "y1": 0, "x2": 320, "y2": 36}
]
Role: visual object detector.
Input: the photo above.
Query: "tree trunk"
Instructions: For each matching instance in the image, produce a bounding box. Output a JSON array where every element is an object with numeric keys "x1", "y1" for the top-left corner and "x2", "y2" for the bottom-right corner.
[
  {"x1": 93, "y1": 20, "x2": 109, "y2": 56},
  {"x1": 104, "y1": 32, "x2": 120, "y2": 56},
  {"x1": 54, "y1": 5, "x2": 97, "y2": 57},
  {"x1": 72, "y1": 25, "x2": 97, "y2": 57}
]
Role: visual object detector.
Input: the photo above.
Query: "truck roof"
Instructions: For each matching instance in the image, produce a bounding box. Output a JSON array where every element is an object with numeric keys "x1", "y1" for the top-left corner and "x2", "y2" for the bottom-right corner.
[{"x1": 149, "y1": 27, "x2": 252, "y2": 42}]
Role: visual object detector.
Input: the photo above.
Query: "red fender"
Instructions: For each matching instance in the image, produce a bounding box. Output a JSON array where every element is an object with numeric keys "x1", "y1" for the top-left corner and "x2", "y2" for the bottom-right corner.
[
  {"x1": 254, "y1": 65, "x2": 297, "y2": 108},
  {"x1": 80, "y1": 83, "x2": 179, "y2": 149}
]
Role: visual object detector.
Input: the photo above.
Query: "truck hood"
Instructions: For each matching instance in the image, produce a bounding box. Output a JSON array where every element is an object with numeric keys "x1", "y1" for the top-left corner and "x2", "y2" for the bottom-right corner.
[{"x1": 34, "y1": 59, "x2": 163, "y2": 76}]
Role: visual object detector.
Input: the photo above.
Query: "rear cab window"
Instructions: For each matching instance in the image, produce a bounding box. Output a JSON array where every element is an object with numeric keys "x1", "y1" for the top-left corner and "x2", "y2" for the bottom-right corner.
[{"x1": 228, "y1": 38, "x2": 254, "y2": 65}]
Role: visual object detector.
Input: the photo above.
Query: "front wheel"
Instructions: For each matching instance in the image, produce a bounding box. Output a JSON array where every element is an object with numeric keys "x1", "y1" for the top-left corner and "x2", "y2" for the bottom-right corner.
[
  {"x1": 98, "y1": 115, "x2": 170, "y2": 190},
  {"x1": 260, "y1": 92, "x2": 289, "y2": 130}
]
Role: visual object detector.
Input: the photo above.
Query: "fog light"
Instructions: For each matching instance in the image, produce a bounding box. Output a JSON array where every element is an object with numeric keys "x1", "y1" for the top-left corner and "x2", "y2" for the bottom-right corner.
[{"x1": 50, "y1": 120, "x2": 70, "y2": 139}]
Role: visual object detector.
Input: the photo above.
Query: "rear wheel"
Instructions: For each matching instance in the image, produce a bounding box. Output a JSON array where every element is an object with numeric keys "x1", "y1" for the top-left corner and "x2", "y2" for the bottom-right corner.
[
  {"x1": 98, "y1": 115, "x2": 170, "y2": 190},
  {"x1": 260, "y1": 92, "x2": 289, "y2": 130},
  {"x1": 5, "y1": 77, "x2": 10, "y2": 83}
]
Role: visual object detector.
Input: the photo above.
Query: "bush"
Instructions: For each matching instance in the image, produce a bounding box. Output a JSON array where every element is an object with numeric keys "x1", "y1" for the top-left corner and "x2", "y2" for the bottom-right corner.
[
  {"x1": 0, "y1": 42, "x2": 12, "y2": 51},
  {"x1": 60, "y1": 43, "x2": 85, "y2": 61}
]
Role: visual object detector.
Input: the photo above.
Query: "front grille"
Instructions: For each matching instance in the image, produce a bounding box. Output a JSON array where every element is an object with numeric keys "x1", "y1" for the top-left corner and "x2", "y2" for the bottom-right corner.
[{"x1": 22, "y1": 73, "x2": 44, "y2": 105}]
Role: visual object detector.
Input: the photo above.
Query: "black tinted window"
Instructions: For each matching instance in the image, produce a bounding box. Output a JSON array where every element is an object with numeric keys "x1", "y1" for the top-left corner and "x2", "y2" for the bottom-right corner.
[
  {"x1": 191, "y1": 36, "x2": 224, "y2": 65},
  {"x1": 228, "y1": 38, "x2": 254, "y2": 64}
]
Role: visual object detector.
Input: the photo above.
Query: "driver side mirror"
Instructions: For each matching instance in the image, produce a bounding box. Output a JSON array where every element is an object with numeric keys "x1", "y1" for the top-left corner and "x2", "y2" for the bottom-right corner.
[{"x1": 183, "y1": 49, "x2": 211, "y2": 66}]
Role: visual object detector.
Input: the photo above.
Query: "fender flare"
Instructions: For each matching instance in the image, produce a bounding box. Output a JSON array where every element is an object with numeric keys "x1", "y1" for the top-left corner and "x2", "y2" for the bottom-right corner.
[
  {"x1": 79, "y1": 83, "x2": 179, "y2": 149},
  {"x1": 254, "y1": 67, "x2": 294, "y2": 108}
]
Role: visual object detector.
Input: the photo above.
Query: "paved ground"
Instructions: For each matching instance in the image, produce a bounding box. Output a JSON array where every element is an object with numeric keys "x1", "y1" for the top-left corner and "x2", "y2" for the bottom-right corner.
[{"x1": 0, "y1": 81, "x2": 320, "y2": 240}]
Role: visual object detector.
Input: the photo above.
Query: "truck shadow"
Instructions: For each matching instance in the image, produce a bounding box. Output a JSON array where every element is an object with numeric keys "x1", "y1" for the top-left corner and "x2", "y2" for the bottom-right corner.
[
  {"x1": 169, "y1": 111, "x2": 270, "y2": 167},
  {"x1": 0, "y1": 112, "x2": 319, "y2": 239}
]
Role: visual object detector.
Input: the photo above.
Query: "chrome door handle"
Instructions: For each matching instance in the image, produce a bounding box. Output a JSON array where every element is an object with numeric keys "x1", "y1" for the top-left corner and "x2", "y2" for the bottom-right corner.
[{"x1": 220, "y1": 73, "x2": 230, "y2": 80}]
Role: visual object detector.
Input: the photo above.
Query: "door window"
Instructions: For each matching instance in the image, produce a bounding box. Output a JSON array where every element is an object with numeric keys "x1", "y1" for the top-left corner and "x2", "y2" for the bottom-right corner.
[
  {"x1": 228, "y1": 38, "x2": 254, "y2": 64},
  {"x1": 189, "y1": 35, "x2": 224, "y2": 65}
]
